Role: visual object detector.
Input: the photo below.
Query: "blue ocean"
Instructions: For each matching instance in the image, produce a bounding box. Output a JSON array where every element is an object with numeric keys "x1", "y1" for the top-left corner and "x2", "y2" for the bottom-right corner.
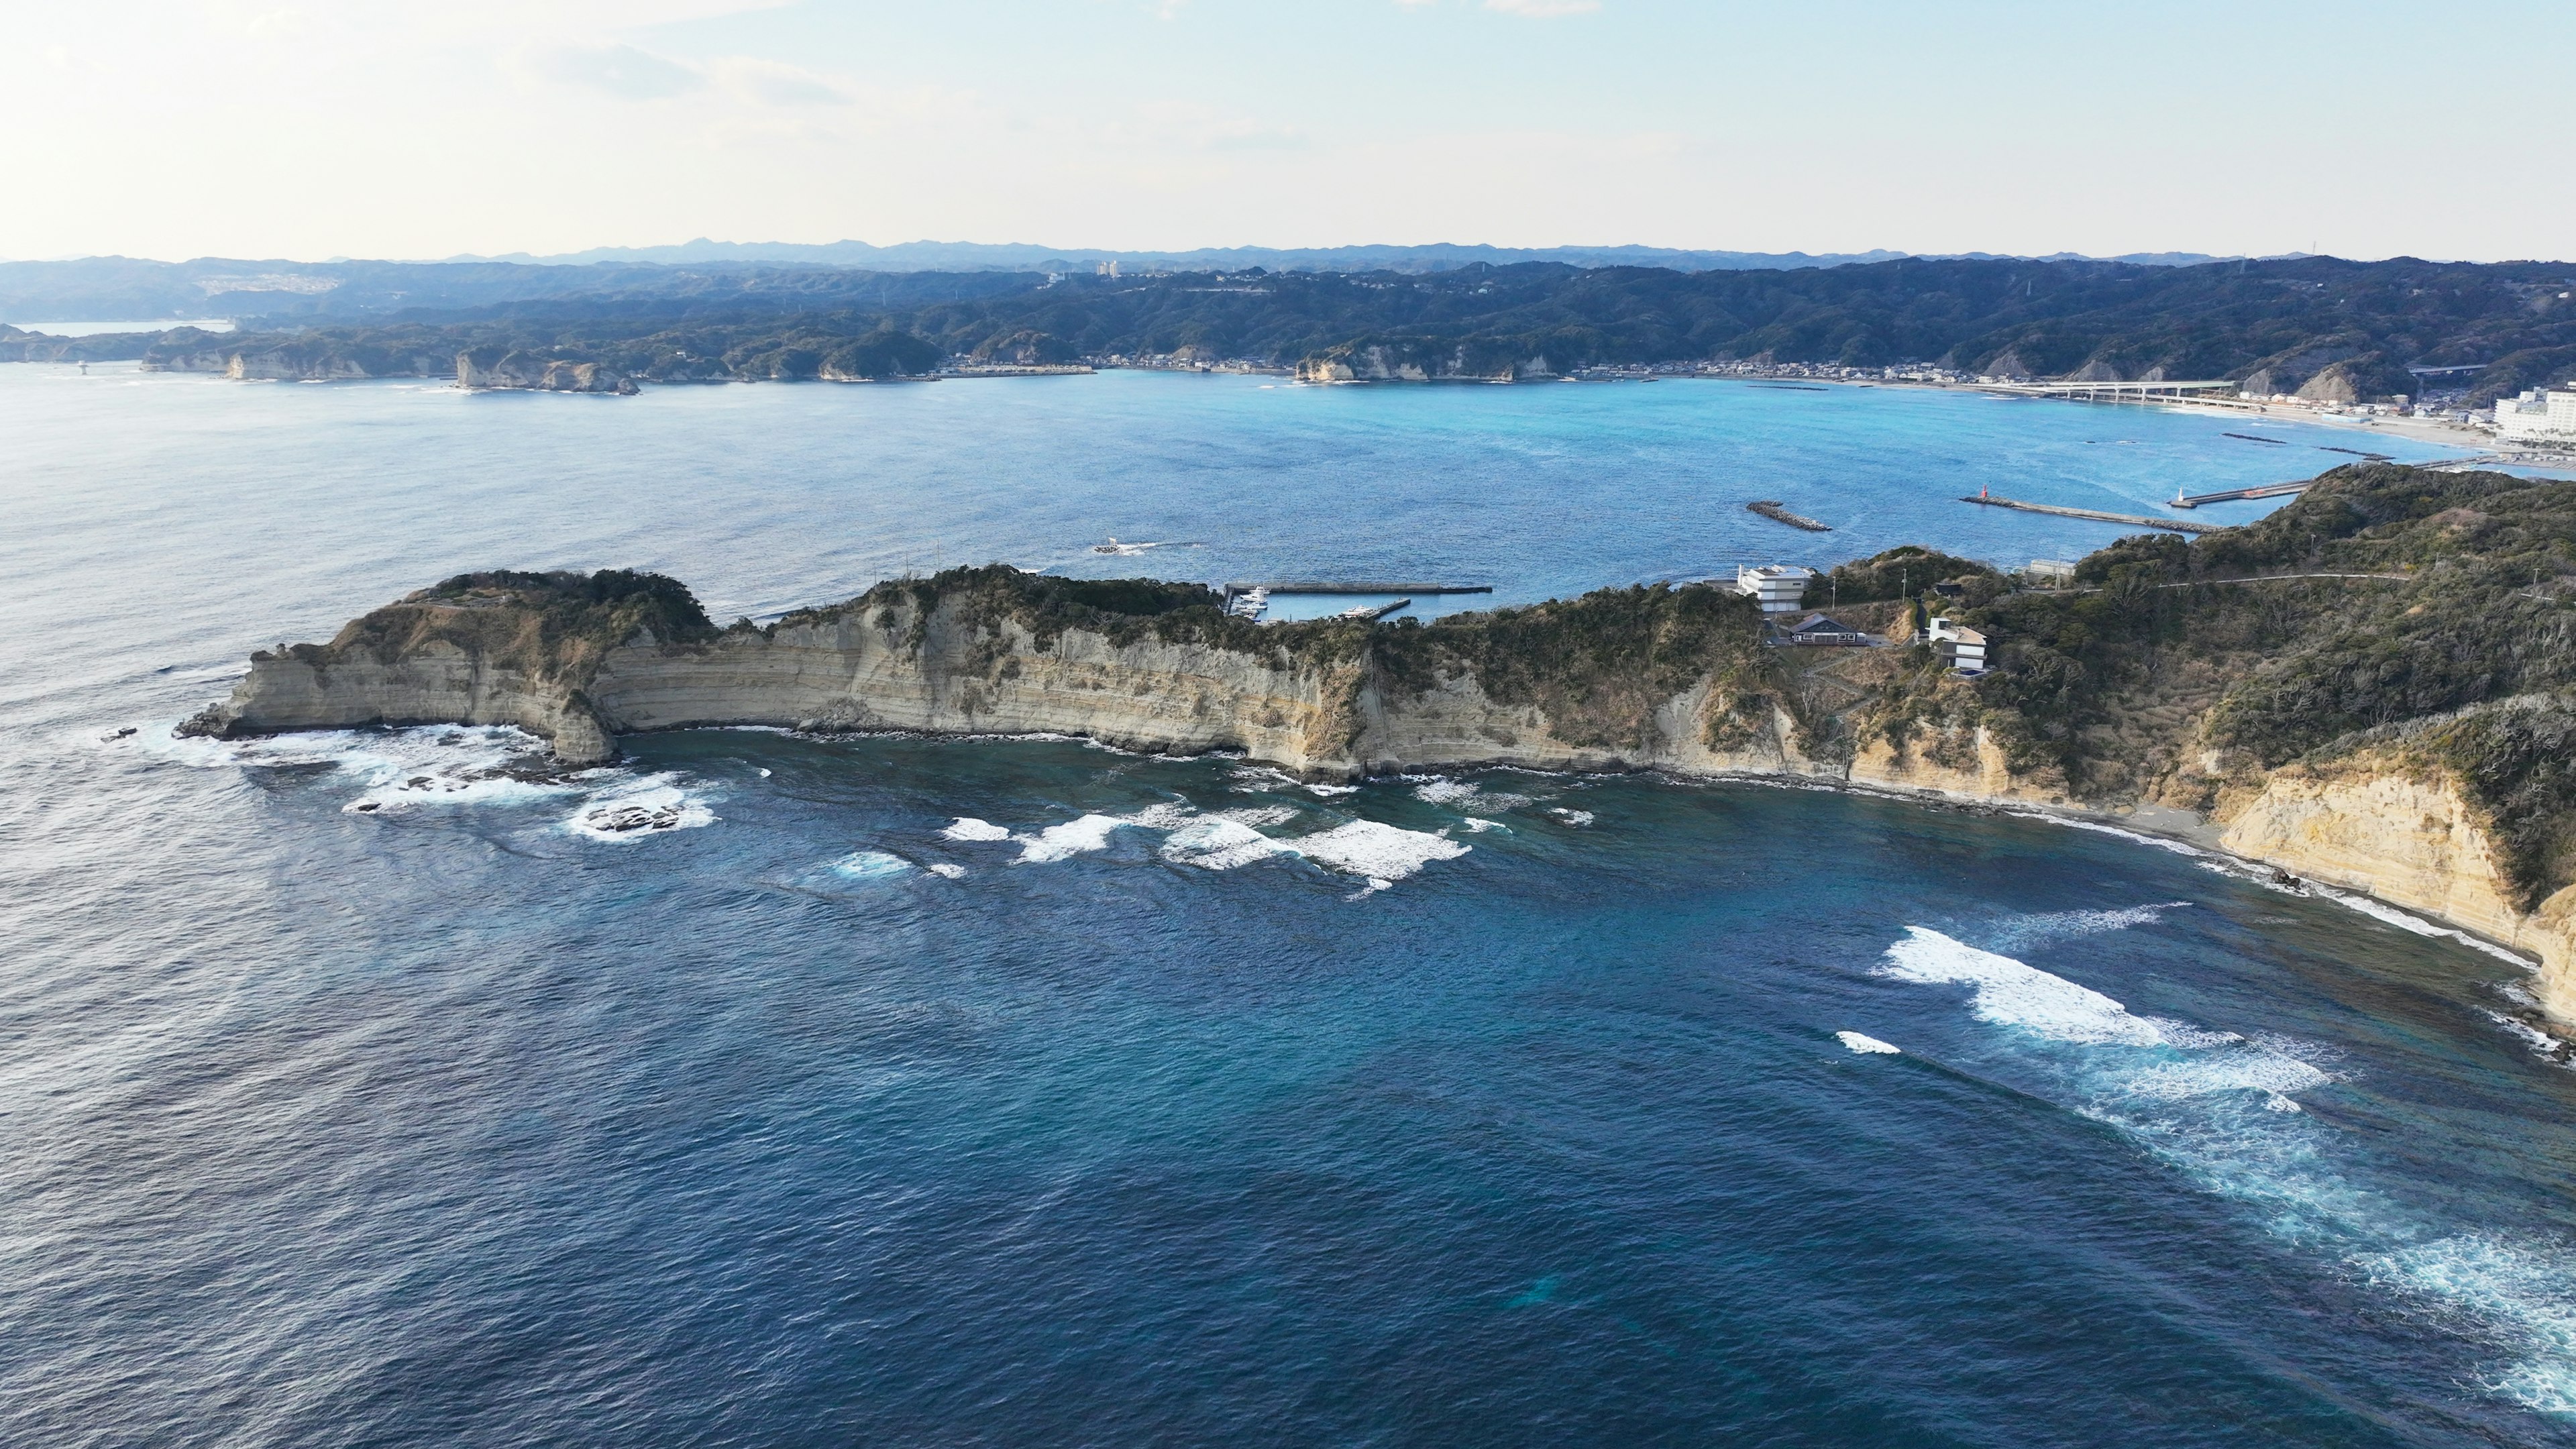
[{"x1": 7, "y1": 364, "x2": 2572, "y2": 1446}]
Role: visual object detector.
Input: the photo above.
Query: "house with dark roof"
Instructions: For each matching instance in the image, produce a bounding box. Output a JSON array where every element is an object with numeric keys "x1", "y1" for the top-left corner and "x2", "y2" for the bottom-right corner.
[{"x1": 1780, "y1": 612, "x2": 1871, "y2": 647}]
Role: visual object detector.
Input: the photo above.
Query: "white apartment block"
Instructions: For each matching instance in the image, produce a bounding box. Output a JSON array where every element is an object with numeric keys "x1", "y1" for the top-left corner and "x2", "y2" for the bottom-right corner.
[
  {"x1": 1734, "y1": 564, "x2": 1816, "y2": 614},
  {"x1": 1926, "y1": 616, "x2": 1989, "y2": 675},
  {"x1": 2498, "y1": 386, "x2": 2576, "y2": 445}
]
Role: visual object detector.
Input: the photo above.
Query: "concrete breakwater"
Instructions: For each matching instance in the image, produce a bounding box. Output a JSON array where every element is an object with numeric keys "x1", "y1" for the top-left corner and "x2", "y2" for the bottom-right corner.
[
  {"x1": 1748, "y1": 500, "x2": 1832, "y2": 531},
  {"x1": 1959, "y1": 493, "x2": 2220, "y2": 534}
]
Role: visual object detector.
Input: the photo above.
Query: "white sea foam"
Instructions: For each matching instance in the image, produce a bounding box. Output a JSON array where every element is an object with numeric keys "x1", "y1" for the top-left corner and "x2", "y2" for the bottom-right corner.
[
  {"x1": 2127, "y1": 1051, "x2": 2329, "y2": 1102},
  {"x1": 941, "y1": 817, "x2": 1014, "y2": 842},
  {"x1": 140, "y1": 720, "x2": 578, "y2": 813},
  {"x1": 2359, "y1": 1235, "x2": 2576, "y2": 1414},
  {"x1": 1982, "y1": 902, "x2": 2192, "y2": 952},
  {"x1": 1461, "y1": 817, "x2": 1508, "y2": 833},
  {"x1": 828, "y1": 850, "x2": 912, "y2": 879},
  {"x1": 926, "y1": 862, "x2": 967, "y2": 879},
  {"x1": 1837, "y1": 1030, "x2": 1900, "y2": 1055},
  {"x1": 2304, "y1": 883, "x2": 2537, "y2": 967},
  {"x1": 1016, "y1": 813, "x2": 1132, "y2": 863},
  {"x1": 1548, "y1": 808, "x2": 1596, "y2": 827},
  {"x1": 1123, "y1": 802, "x2": 1198, "y2": 830},
  {"x1": 1880, "y1": 927, "x2": 2169, "y2": 1046},
  {"x1": 1285, "y1": 820, "x2": 1468, "y2": 883},
  {"x1": 1411, "y1": 777, "x2": 1532, "y2": 811},
  {"x1": 1304, "y1": 782, "x2": 1360, "y2": 797},
  {"x1": 1218, "y1": 805, "x2": 1299, "y2": 828},
  {"x1": 1160, "y1": 817, "x2": 1286, "y2": 871},
  {"x1": 2004, "y1": 810, "x2": 2206, "y2": 856},
  {"x1": 1879, "y1": 922, "x2": 2576, "y2": 1412},
  {"x1": 2482, "y1": 1010, "x2": 2576, "y2": 1068},
  {"x1": 565, "y1": 777, "x2": 716, "y2": 842}
]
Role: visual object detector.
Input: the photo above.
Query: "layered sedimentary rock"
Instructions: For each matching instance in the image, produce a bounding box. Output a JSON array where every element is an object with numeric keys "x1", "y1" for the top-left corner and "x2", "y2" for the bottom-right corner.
[
  {"x1": 2218, "y1": 754, "x2": 2576, "y2": 1018},
  {"x1": 455, "y1": 346, "x2": 637, "y2": 394},
  {"x1": 178, "y1": 568, "x2": 1799, "y2": 782},
  {"x1": 178, "y1": 461, "x2": 2576, "y2": 1024},
  {"x1": 1294, "y1": 340, "x2": 1552, "y2": 384}
]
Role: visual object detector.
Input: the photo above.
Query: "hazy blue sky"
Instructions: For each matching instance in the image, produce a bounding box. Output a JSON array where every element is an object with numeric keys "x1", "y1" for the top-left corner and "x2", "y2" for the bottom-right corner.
[{"x1": 9, "y1": 0, "x2": 2569, "y2": 263}]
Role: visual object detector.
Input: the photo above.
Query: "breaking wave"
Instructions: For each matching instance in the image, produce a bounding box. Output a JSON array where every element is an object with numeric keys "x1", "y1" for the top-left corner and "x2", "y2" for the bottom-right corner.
[
  {"x1": 1878, "y1": 924, "x2": 2576, "y2": 1413},
  {"x1": 1286, "y1": 820, "x2": 1469, "y2": 888},
  {"x1": 828, "y1": 850, "x2": 913, "y2": 880},
  {"x1": 566, "y1": 776, "x2": 717, "y2": 842}
]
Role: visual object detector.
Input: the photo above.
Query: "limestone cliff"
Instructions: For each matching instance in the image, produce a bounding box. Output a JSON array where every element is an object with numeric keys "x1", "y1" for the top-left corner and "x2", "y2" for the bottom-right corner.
[
  {"x1": 455, "y1": 347, "x2": 637, "y2": 394},
  {"x1": 178, "y1": 462, "x2": 2576, "y2": 1026},
  {"x1": 180, "y1": 568, "x2": 1795, "y2": 782},
  {"x1": 2216, "y1": 749, "x2": 2576, "y2": 1017},
  {"x1": 142, "y1": 338, "x2": 453, "y2": 382},
  {"x1": 1294, "y1": 339, "x2": 1553, "y2": 384}
]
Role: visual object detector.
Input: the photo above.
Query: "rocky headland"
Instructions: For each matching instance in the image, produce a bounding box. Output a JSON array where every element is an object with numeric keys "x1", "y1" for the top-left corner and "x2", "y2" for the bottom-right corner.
[{"x1": 181, "y1": 464, "x2": 2576, "y2": 1022}]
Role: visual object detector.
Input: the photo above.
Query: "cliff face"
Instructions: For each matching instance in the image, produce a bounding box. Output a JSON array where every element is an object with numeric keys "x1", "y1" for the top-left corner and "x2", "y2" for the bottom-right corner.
[
  {"x1": 180, "y1": 569, "x2": 1789, "y2": 781},
  {"x1": 2216, "y1": 755, "x2": 2576, "y2": 1014},
  {"x1": 144, "y1": 339, "x2": 452, "y2": 382},
  {"x1": 455, "y1": 347, "x2": 637, "y2": 394},
  {"x1": 1294, "y1": 339, "x2": 1553, "y2": 384},
  {"x1": 180, "y1": 465, "x2": 2576, "y2": 1025}
]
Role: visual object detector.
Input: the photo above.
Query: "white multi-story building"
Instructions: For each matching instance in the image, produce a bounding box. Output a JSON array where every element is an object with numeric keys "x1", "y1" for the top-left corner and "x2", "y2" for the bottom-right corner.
[
  {"x1": 2498, "y1": 386, "x2": 2576, "y2": 445},
  {"x1": 1926, "y1": 616, "x2": 1989, "y2": 675},
  {"x1": 1734, "y1": 564, "x2": 1816, "y2": 614}
]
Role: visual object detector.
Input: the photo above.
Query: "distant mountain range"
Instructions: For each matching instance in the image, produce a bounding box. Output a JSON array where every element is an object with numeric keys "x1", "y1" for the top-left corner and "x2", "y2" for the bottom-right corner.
[
  {"x1": 0, "y1": 245, "x2": 2276, "y2": 327},
  {"x1": 443, "y1": 239, "x2": 2247, "y2": 274}
]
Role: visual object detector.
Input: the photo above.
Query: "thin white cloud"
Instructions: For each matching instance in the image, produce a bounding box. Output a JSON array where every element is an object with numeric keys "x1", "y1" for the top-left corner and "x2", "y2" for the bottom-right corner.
[
  {"x1": 1484, "y1": 0, "x2": 1601, "y2": 15},
  {"x1": 521, "y1": 43, "x2": 705, "y2": 99},
  {"x1": 712, "y1": 57, "x2": 851, "y2": 107}
]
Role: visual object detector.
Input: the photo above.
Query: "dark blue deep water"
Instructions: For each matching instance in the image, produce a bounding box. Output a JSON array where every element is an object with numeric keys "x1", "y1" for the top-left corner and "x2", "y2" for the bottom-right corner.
[{"x1": 7, "y1": 365, "x2": 2572, "y2": 1447}]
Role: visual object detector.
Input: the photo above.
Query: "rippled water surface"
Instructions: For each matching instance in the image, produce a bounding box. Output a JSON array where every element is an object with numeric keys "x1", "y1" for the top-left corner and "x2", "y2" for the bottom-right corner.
[{"x1": 7, "y1": 366, "x2": 2570, "y2": 1447}]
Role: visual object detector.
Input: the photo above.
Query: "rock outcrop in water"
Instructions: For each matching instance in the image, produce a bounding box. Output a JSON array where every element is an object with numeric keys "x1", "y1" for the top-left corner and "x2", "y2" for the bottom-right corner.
[{"x1": 180, "y1": 464, "x2": 2576, "y2": 1024}]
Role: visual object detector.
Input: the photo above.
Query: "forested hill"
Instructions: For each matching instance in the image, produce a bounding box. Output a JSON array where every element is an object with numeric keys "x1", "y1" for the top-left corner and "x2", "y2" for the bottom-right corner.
[{"x1": 5, "y1": 255, "x2": 2570, "y2": 402}]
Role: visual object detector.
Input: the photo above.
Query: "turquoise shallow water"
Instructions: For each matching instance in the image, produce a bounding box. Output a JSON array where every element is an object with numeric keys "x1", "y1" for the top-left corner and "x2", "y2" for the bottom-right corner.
[{"x1": 7, "y1": 365, "x2": 2573, "y2": 1447}]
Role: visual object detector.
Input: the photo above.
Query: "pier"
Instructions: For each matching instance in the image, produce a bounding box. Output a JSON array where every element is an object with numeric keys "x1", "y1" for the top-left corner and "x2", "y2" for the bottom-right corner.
[
  {"x1": 2169, "y1": 481, "x2": 2311, "y2": 508},
  {"x1": 1957, "y1": 494, "x2": 2220, "y2": 535},
  {"x1": 1225, "y1": 581, "x2": 1494, "y2": 595},
  {"x1": 1972, "y1": 379, "x2": 2243, "y2": 405}
]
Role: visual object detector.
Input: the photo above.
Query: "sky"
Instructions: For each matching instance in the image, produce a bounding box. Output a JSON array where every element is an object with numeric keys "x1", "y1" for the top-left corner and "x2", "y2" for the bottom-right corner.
[{"x1": 6, "y1": 0, "x2": 2569, "y2": 264}]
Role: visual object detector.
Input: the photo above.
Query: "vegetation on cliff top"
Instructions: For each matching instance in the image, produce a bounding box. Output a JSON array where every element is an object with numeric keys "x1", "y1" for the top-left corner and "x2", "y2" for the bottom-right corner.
[
  {"x1": 1803, "y1": 547, "x2": 2003, "y2": 608},
  {"x1": 1375, "y1": 583, "x2": 1772, "y2": 753},
  {"x1": 300, "y1": 569, "x2": 718, "y2": 690},
  {"x1": 1935, "y1": 463, "x2": 2576, "y2": 906}
]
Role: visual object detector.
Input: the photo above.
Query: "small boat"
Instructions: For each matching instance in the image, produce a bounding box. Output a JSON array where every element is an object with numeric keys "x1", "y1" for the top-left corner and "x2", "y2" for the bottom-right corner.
[{"x1": 1226, "y1": 587, "x2": 1269, "y2": 621}]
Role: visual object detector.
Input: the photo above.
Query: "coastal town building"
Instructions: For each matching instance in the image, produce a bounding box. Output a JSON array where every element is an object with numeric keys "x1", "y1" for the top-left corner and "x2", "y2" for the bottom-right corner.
[
  {"x1": 1925, "y1": 616, "x2": 1989, "y2": 675},
  {"x1": 1781, "y1": 612, "x2": 1870, "y2": 646},
  {"x1": 1734, "y1": 564, "x2": 1816, "y2": 614},
  {"x1": 2027, "y1": 558, "x2": 2077, "y2": 586},
  {"x1": 2497, "y1": 386, "x2": 2576, "y2": 445}
]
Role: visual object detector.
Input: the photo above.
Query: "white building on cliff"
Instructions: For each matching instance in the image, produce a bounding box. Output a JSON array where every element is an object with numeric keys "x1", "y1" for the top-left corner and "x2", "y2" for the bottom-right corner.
[
  {"x1": 1734, "y1": 565, "x2": 1816, "y2": 614},
  {"x1": 2498, "y1": 386, "x2": 2576, "y2": 445},
  {"x1": 1926, "y1": 617, "x2": 1988, "y2": 675}
]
